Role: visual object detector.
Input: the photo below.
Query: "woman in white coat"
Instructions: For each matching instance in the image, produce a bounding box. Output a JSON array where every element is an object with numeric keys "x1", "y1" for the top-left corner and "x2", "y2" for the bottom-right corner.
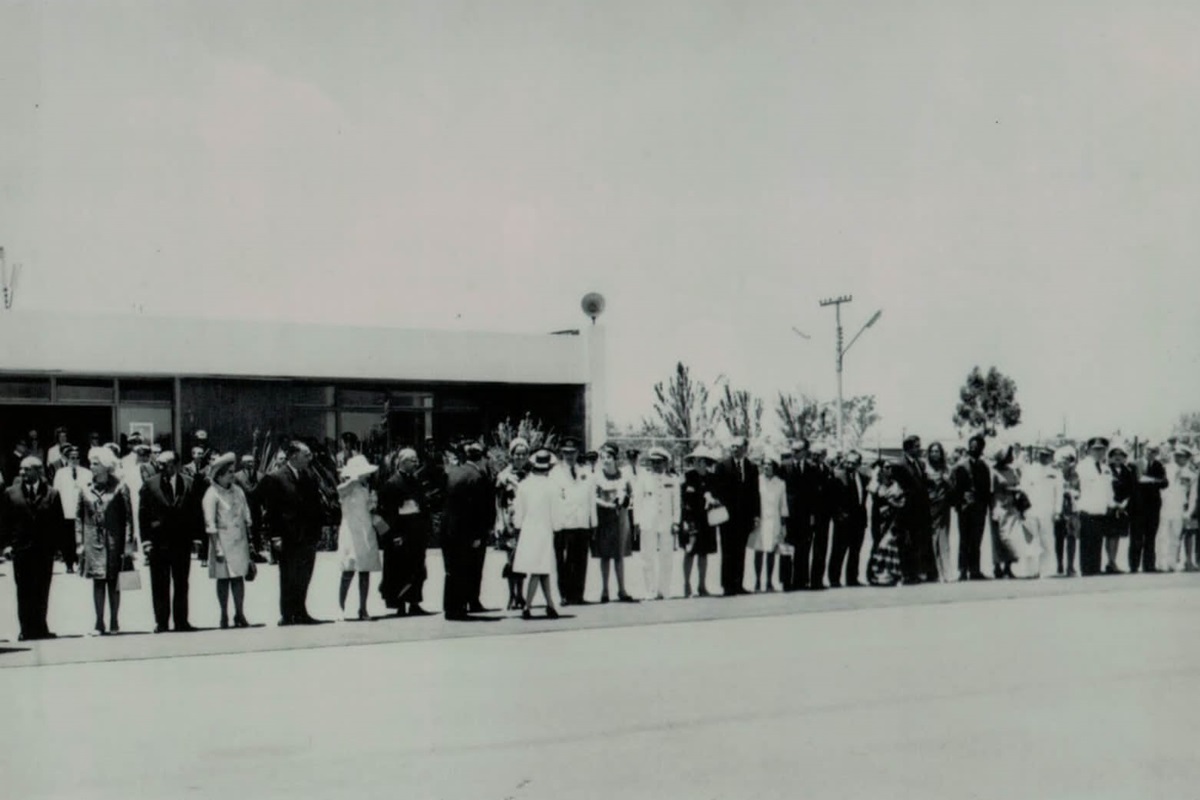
[
  {"x1": 748, "y1": 454, "x2": 788, "y2": 592},
  {"x1": 337, "y1": 455, "x2": 383, "y2": 620},
  {"x1": 513, "y1": 449, "x2": 561, "y2": 619},
  {"x1": 203, "y1": 453, "x2": 254, "y2": 629}
]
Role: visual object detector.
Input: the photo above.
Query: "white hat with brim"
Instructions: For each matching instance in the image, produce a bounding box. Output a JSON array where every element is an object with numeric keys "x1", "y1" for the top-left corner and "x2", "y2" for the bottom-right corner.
[
  {"x1": 687, "y1": 445, "x2": 719, "y2": 463},
  {"x1": 340, "y1": 454, "x2": 379, "y2": 480},
  {"x1": 1107, "y1": 441, "x2": 1129, "y2": 458},
  {"x1": 19, "y1": 456, "x2": 42, "y2": 470},
  {"x1": 647, "y1": 447, "x2": 671, "y2": 462},
  {"x1": 1173, "y1": 444, "x2": 1195, "y2": 459},
  {"x1": 210, "y1": 452, "x2": 238, "y2": 472}
]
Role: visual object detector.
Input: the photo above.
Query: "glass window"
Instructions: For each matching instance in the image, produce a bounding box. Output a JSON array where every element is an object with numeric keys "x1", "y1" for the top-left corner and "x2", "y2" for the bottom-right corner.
[
  {"x1": 339, "y1": 411, "x2": 387, "y2": 443},
  {"x1": 0, "y1": 377, "x2": 52, "y2": 401},
  {"x1": 119, "y1": 379, "x2": 173, "y2": 405},
  {"x1": 291, "y1": 384, "x2": 334, "y2": 406},
  {"x1": 117, "y1": 406, "x2": 174, "y2": 450},
  {"x1": 338, "y1": 387, "x2": 387, "y2": 407},
  {"x1": 389, "y1": 391, "x2": 435, "y2": 409},
  {"x1": 56, "y1": 379, "x2": 115, "y2": 403}
]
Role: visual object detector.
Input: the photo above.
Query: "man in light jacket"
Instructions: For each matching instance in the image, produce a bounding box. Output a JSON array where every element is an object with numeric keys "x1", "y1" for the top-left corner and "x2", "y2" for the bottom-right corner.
[
  {"x1": 551, "y1": 437, "x2": 597, "y2": 606},
  {"x1": 1021, "y1": 445, "x2": 1064, "y2": 578},
  {"x1": 636, "y1": 448, "x2": 681, "y2": 600}
]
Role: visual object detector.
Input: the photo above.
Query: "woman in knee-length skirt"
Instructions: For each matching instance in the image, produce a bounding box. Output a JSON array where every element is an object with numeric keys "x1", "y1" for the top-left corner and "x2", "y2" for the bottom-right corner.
[{"x1": 513, "y1": 449, "x2": 560, "y2": 619}]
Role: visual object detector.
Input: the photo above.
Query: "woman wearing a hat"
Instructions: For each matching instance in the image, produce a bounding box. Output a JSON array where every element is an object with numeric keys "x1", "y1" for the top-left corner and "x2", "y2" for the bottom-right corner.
[
  {"x1": 680, "y1": 445, "x2": 719, "y2": 598},
  {"x1": 1106, "y1": 442, "x2": 1137, "y2": 574},
  {"x1": 592, "y1": 443, "x2": 636, "y2": 603},
  {"x1": 336, "y1": 454, "x2": 382, "y2": 620},
  {"x1": 78, "y1": 447, "x2": 135, "y2": 635},
  {"x1": 202, "y1": 453, "x2": 254, "y2": 628},
  {"x1": 512, "y1": 449, "x2": 560, "y2": 619},
  {"x1": 990, "y1": 444, "x2": 1035, "y2": 579}
]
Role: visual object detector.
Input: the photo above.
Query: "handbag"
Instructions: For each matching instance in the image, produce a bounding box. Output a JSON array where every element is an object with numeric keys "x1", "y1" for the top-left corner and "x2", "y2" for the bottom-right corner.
[
  {"x1": 118, "y1": 555, "x2": 142, "y2": 592},
  {"x1": 706, "y1": 504, "x2": 730, "y2": 527},
  {"x1": 245, "y1": 560, "x2": 258, "y2": 582}
]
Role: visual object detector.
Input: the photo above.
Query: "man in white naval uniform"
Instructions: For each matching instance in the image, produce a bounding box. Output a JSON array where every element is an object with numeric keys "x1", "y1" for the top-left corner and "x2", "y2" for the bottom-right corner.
[
  {"x1": 636, "y1": 448, "x2": 680, "y2": 600},
  {"x1": 1021, "y1": 445, "x2": 1063, "y2": 577}
]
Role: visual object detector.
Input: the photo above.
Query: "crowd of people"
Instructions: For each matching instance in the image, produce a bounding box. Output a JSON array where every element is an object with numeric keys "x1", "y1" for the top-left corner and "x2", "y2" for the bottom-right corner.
[{"x1": 2, "y1": 425, "x2": 1197, "y2": 641}]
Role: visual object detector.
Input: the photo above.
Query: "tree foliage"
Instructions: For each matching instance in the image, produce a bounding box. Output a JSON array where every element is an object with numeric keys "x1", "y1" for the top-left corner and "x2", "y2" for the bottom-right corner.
[
  {"x1": 717, "y1": 383, "x2": 763, "y2": 439},
  {"x1": 646, "y1": 362, "x2": 716, "y2": 447},
  {"x1": 953, "y1": 366, "x2": 1022, "y2": 436},
  {"x1": 840, "y1": 394, "x2": 881, "y2": 446},
  {"x1": 775, "y1": 392, "x2": 827, "y2": 441}
]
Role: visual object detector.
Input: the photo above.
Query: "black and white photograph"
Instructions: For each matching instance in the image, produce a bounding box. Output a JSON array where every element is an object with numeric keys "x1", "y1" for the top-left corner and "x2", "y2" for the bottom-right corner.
[{"x1": 1, "y1": 2, "x2": 1199, "y2": 798}]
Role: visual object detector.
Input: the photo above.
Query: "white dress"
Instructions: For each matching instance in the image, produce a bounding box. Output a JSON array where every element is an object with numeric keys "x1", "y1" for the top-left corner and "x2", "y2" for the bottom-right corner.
[
  {"x1": 512, "y1": 473, "x2": 558, "y2": 576},
  {"x1": 749, "y1": 475, "x2": 788, "y2": 552},
  {"x1": 337, "y1": 481, "x2": 383, "y2": 573}
]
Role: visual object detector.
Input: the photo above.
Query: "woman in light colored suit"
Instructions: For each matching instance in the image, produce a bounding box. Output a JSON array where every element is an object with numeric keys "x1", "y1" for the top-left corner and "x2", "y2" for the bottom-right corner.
[{"x1": 203, "y1": 453, "x2": 254, "y2": 629}]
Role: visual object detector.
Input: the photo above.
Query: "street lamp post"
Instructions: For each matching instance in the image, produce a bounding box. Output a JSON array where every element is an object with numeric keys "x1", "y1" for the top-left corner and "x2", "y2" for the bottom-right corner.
[{"x1": 818, "y1": 295, "x2": 882, "y2": 454}]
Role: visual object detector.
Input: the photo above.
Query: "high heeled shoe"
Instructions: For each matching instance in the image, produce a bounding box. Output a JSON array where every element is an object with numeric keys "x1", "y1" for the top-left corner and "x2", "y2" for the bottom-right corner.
[
  {"x1": 220, "y1": 615, "x2": 230, "y2": 629},
  {"x1": 234, "y1": 614, "x2": 250, "y2": 628}
]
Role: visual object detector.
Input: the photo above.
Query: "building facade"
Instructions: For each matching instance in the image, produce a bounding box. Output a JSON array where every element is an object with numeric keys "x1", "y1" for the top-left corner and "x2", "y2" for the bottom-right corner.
[{"x1": 0, "y1": 311, "x2": 605, "y2": 461}]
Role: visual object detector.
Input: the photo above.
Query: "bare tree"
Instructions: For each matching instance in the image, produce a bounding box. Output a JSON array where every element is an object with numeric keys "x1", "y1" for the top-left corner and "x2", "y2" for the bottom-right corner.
[
  {"x1": 645, "y1": 362, "x2": 716, "y2": 447},
  {"x1": 717, "y1": 383, "x2": 763, "y2": 439}
]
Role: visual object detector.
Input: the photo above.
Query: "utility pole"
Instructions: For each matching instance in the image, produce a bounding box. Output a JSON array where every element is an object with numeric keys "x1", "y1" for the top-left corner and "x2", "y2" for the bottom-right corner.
[{"x1": 819, "y1": 295, "x2": 882, "y2": 455}]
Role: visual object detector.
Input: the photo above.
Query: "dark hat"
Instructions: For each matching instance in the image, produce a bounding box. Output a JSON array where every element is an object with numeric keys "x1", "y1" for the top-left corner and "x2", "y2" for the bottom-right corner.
[
  {"x1": 625, "y1": 447, "x2": 641, "y2": 458},
  {"x1": 1087, "y1": 437, "x2": 1109, "y2": 451},
  {"x1": 600, "y1": 442, "x2": 620, "y2": 458},
  {"x1": 128, "y1": 431, "x2": 144, "y2": 442},
  {"x1": 62, "y1": 445, "x2": 79, "y2": 457},
  {"x1": 583, "y1": 450, "x2": 599, "y2": 463},
  {"x1": 530, "y1": 448, "x2": 555, "y2": 471},
  {"x1": 559, "y1": 437, "x2": 580, "y2": 452}
]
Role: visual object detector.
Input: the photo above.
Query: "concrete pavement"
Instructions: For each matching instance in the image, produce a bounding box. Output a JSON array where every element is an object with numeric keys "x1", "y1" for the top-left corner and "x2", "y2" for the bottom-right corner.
[{"x1": 3, "y1": 583, "x2": 1198, "y2": 799}]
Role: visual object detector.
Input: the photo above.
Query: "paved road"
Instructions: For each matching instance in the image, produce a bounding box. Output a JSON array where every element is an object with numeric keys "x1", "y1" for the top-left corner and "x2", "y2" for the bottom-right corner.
[{"x1": 3, "y1": 581, "x2": 1198, "y2": 799}]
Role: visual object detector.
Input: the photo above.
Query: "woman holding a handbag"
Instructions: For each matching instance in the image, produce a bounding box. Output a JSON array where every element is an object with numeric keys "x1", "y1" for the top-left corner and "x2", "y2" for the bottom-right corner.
[
  {"x1": 680, "y1": 445, "x2": 721, "y2": 598},
  {"x1": 78, "y1": 447, "x2": 135, "y2": 635},
  {"x1": 202, "y1": 453, "x2": 255, "y2": 629},
  {"x1": 335, "y1": 455, "x2": 382, "y2": 620}
]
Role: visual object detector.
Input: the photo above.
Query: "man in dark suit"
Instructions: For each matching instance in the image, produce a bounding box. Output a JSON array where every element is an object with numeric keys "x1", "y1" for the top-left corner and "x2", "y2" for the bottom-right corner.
[
  {"x1": 378, "y1": 447, "x2": 432, "y2": 616},
  {"x1": 892, "y1": 435, "x2": 933, "y2": 584},
  {"x1": 233, "y1": 454, "x2": 267, "y2": 563},
  {"x1": 712, "y1": 436, "x2": 759, "y2": 596},
  {"x1": 1, "y1": 457, "x2": 60, "y2": 640},
  {"x1": 441, "y1": 441, "x2": 497, "y2": 619},
  {"x1": 952, "y1": 434, "x2": 993, "y2": 580},
  {"x1": 139, "y1": 452, "x2": 201, "y2": 633},
  {"x1": 828, "y1": 450, "x2": 869, "y2": 587},
  {"x1": 1130, "y1": 444, "x2": 1168, "y2": 573},
  {"x1": 782, "y1": 439, "x2": 820, "y2": 590},
  {"x1": 260, "y1": 441, "x2": 324, "y2": 625},
  {"x1": 807, "y1": 444, "x2": 837, "y2": 590}
]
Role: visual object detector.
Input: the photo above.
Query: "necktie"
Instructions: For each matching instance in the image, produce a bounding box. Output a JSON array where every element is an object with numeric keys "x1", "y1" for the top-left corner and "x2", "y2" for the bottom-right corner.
[
  {"x1": 571, "y1": 466, "x2": 576, "y2": 480},
  {"x1": 72, "y1": 467, "x2": 78, "y2": 481},
  {"x1": 739, "y1": 460, "x2": 744, "y2": 483}
]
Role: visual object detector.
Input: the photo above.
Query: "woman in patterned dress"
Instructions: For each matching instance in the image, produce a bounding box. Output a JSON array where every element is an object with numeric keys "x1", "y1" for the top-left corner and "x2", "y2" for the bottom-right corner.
[
  {"x1": 203, "y1": 453, "x2": 255, "y2": 628},
  {"x1": 592, "y1": 443, "x2": 636, "y2": 603},
  {"x1": 495, "y1": 438, "x2": 531, "y2": 610},
  {"x1": 925, "y1": 443, "x2": 955, "y2": 583},
  {"x1": 868, "y1": 461, "x2": 906, "y2": 586},
  {"x1": 78, "y1": 447, "x2": 135, "y2": 635}
]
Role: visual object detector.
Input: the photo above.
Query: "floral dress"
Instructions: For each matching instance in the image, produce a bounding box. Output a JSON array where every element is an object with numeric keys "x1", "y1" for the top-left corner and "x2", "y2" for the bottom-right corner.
[
  {"x1": 868, "y1": 482, "x2": 905, "y2": 586},
  {"x1": 78, "y1": 479, "x2": 134, "y2": 581},
  {"x1": 495, "y1": 464, "x2": 529, "y2": 574}
]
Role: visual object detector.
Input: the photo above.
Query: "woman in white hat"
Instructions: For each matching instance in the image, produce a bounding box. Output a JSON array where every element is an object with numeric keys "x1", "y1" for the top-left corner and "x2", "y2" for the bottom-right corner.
[
  {"x1": 990, "y1": 444, "x2": 1037, "y2": 579},
  {"x1": 337, "y1": 454, "x2": 383, "y2": 620},
  {"x1": 1159, "y1": 444, "x2": 1197, "y2": 572},
  {"x1": 748, "y1": 451, "x2": 788, "y2": 592},
  {"x1": 680, "y1": 445, "x2": 720, "y2": 598},
  {"x1": 496, "y1": 438, "x2": 533, "y2": 610},
  {"x1": 202, "y1": 453, "x2": 254, "y2": 629},
  {"x1": 512, "y1": 449, "x2": 560, "y2": 619},
  {"x1": 78, "y1": 447, "x2": 135, "y2": 635}
]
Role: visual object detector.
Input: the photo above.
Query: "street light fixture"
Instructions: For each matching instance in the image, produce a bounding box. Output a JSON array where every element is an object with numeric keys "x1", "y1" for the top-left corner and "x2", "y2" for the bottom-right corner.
[{"x1": 818, "y1": 296, "x2": 883, "y2": 454}]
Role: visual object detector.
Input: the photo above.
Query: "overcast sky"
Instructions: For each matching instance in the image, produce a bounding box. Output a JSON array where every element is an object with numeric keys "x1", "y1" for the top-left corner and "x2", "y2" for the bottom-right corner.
[{"x1": 2, "y1": 1, "x2": 1198, "y2": 444}]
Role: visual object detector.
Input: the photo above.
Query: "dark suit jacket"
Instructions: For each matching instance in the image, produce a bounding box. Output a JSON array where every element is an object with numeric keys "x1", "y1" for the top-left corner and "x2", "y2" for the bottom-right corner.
[
  {"x1": 1, "y1": 481, "x2": 61, "y2": 554},
  {"x1": 785, "y1": 460, "x2": 823, "y2": 528},
  {"x1": 139, "y1": 473, "x2": 202, "y2": 551},
  {"x1": 713, "y1": 456, "x2": 760, "y2": 533},
  {"x1": 951, "y1": 456, "x2": 994, "y2": 515},
  {"x1": 1135, "y1": 460, "x2": 1167, "y2": 513},
  {"x1": 259, "y1": 465, "x2": 324, "y2": 547},
  {"x1": 893, "y1": 455, "x2": 932, "y2": 531},
  {"x1": 442, "y1": 461, "x2": 496, "y2": 546},
  {"x1": 833, "y1": 467, "x2": 869, "y2": 530}
]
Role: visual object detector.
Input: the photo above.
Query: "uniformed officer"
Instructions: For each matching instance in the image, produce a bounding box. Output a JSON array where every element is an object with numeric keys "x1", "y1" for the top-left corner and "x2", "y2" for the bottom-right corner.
[{"x1": 636, "y1": 447, "x2": 681, "y2": 600}]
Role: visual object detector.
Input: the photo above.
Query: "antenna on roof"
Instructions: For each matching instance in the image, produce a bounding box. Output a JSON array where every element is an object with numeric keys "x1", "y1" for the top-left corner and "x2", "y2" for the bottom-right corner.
[{"x1": 0, "y1": 247, "x2": 21, "y2": 310}]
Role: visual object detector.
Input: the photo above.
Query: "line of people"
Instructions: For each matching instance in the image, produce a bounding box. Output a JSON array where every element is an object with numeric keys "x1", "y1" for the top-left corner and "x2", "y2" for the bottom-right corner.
[{"x1": 4, "y1": 429, "x2": 1197, "y2": 640}]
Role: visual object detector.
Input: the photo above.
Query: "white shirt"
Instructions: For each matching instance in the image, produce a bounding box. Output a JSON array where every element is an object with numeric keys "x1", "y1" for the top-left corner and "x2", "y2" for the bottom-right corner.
[
  {"x1": 1020, "y1": 462, "x2": 1064, "y2": 519},
  {"x1": 635, "y1": 471, "x2": 680, "y2": 531},
  {"x1": 53, "y1": 464, "x2": 93, "y2": 519},
  {"x1": 551, "y1": 463, "x2": 598, "y2": 531},
  {"x1": 1162, "y1": 464, "x2": 1198, "y2": 521},
  {"x1": 1076, "y1": 457, "x2": 1113, "y2": 515}
]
